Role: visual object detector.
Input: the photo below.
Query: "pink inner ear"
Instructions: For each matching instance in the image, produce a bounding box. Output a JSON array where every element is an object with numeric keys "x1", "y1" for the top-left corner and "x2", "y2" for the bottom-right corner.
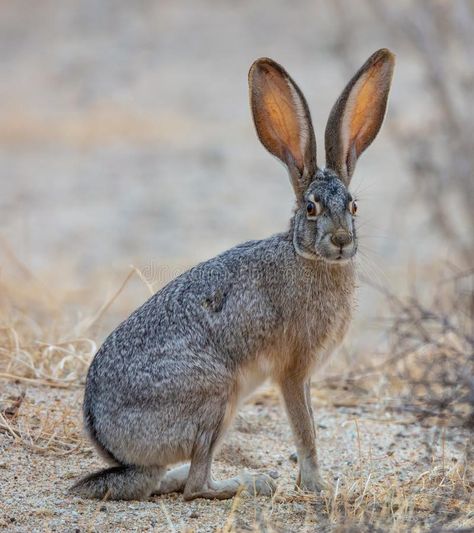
[
  {"x1": 343, "y1": 58, "x2": 393, "y2": 167},
  {"x1": 252, "y1": 63, "x2": 308, "y2": 173}
]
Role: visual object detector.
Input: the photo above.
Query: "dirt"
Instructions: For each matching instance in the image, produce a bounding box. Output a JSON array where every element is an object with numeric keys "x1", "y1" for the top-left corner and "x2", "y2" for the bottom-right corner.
[{"x1": 1, "y1": 380, "x2": 471, "y2": 532}]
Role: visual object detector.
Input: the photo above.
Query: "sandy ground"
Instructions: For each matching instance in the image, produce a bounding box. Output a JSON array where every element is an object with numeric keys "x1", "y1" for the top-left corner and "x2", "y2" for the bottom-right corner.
[{"x1": 1, "y1": 380, "x2": 471, "y2": 532}]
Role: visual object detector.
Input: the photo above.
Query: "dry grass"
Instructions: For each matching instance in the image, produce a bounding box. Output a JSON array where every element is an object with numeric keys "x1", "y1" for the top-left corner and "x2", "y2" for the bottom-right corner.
[
  {"x1": 0, "y1": 243, "x2": 95, "y2": 389},
  {"x1": 0, "y1": 392, "x2": 81, "y2": 456},
  {"x1": 253, "y1": 465, "x2": 472, "y2": 532},
  {"x1": 386, "y1": 268, "x2": 474, "y2": 430},
  {"x1": 0, "y1": 242, "x2": 158, "y2": 389}
]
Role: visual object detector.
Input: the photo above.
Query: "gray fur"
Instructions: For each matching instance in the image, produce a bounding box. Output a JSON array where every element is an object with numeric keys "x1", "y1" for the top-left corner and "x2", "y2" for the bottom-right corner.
[{"x1": 71, "y1": 50, "x2": 393, "y2": 501}]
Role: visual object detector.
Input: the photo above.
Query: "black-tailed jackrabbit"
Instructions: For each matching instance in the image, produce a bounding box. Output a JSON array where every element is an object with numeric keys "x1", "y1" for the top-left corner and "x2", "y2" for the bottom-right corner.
[{"x1": 71, "y1": 49, "x2": 394, "y2": 500}]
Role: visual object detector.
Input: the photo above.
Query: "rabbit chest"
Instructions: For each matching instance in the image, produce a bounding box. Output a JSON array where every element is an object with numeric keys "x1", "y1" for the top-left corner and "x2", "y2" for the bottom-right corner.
[{"x1": 280, "y1": 259, "x2": 356, "y2": 366}]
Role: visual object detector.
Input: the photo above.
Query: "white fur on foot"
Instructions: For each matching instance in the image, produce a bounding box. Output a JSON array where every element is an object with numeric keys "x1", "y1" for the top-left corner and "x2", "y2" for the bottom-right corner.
[{"x1": 238, "y1": 472, "x2": 277, "y2": 496}]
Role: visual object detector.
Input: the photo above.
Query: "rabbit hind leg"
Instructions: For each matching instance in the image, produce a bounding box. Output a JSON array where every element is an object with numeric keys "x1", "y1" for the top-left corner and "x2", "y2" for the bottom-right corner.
[{"x1": 182, "y1": 431, "x2": 275, "y2": 500}]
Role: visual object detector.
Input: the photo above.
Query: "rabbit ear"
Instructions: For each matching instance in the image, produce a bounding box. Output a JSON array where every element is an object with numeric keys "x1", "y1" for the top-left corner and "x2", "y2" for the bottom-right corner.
[
  {"x1": 249, "y1": 58, "x2": 318, "y2": 201},
  {"x1": 325, "y1": 49, "x2": 395, "y2": 185}
]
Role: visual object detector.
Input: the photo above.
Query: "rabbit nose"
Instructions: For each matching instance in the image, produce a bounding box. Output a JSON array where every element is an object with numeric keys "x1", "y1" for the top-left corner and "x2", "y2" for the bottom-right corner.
[{"x1": 330, "y1": 231, "x2": 352, "y2": 247}]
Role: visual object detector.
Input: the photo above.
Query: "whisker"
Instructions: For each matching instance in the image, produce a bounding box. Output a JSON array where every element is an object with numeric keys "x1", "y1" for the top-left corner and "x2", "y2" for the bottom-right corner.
[
  {"x1": 356, "y1": 249, "x2": 392, "y2": 290},
  {"x1": 357, "y1": 234, "x2": 391, "y2": 242}
]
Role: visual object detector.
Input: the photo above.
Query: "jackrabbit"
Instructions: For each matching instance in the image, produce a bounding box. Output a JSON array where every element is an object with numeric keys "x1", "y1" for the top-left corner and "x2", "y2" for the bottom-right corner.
[{"x1": 71, "y1": 49, "x2": 394, "y2": 501}]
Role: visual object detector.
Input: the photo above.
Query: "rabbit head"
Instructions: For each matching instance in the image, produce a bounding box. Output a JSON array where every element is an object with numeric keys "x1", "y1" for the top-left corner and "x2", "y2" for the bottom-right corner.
[{"x1": 249, "y1": 49, "x2": 394, "y2": 263}]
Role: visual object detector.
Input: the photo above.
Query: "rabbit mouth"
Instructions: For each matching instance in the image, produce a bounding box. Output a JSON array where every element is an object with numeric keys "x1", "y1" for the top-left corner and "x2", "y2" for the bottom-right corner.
[
  {"x1": 323, "y1": 253, "x2": 355, "y2": 264},
  {"x1": 316, "y1": 240, "x2": 358, "y2": 264}
]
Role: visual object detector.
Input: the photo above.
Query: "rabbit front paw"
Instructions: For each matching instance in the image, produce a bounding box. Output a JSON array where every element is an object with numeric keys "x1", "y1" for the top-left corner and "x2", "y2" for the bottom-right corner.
[{"x1": 297, "y1": 471, "x2": 331, "y2": 493}]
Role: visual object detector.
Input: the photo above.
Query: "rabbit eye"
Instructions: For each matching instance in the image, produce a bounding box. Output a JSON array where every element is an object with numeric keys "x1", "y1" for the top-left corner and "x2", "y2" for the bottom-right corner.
[
  {"x1": 306, "y1": 201, "x2": 320, "y2": 218},
  {"x1": 349, "y1": 200, "x2": 358, "y2": 216}
]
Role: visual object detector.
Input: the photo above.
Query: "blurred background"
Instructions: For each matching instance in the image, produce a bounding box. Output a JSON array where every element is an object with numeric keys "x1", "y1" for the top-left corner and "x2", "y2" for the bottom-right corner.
[{"x1": 1, "y1": 0, "x2": 473, "y2": 357}]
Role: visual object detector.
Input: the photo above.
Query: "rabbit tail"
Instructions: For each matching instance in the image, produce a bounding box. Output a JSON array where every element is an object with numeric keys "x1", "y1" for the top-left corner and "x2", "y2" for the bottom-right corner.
[{"x1": 70, "y1": 464, "x2": 164, "y2": 500}]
